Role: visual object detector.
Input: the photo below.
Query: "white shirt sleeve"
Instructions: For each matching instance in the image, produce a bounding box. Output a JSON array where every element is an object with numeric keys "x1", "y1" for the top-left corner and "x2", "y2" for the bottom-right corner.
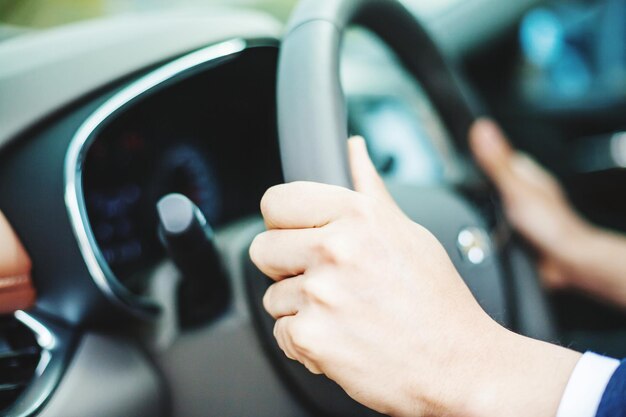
[{"x1": 556, "y1": 352, "x2": 620, "y2": 417}]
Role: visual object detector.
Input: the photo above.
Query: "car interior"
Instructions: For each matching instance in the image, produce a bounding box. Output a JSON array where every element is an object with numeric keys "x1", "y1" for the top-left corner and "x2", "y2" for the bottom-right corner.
[{"x1": 1, "y1": 0, "x2": 625, "y2": 416}]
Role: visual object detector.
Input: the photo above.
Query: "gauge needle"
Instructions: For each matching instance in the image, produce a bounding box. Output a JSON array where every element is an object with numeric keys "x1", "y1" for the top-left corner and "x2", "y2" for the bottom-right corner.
[{"x1": 0, "y1": 211, "x2": 35, "y2": 314}]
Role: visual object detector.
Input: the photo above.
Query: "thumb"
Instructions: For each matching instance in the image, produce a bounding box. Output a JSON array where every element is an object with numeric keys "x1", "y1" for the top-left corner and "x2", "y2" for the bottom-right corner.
[
  {"x1": 469, "y1": 118, "x2": 519, "y2": 193},
  {"x1": 348, "y1": 136, "x2": 395, "y2": 204}
]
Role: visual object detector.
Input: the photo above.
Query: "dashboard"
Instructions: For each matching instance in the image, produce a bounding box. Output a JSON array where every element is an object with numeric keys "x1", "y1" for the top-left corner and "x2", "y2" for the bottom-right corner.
[
  {"x1": 5, "y1": 1, "x2": 625, "y2": 415},
  {"x1": 0, "y1": 4, "x2": 558, "y2": 417},
  {"x1": 77, "y1": 30, "x2": 467, "y2": 302}
]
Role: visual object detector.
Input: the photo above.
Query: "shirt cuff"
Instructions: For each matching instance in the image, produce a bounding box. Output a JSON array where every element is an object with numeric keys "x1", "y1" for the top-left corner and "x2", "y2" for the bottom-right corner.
[{"x1": 556, "y1": 352, "x2": 620, "y2": 417}]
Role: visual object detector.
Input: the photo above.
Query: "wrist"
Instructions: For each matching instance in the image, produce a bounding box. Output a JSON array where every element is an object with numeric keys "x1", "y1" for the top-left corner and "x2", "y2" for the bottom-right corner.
[
  {"x1": 552, "y1": 213, "x2": 596, "y2": 265},
  {"x1": 542, "y1": 215, "x2": 598, "y2": 290},
  {"x1": 463, "y1": 327, "x2": 581, "y2": 417},
  {"x1": 559, "y1": 225, "x2": 626, "y2": 306},
  {"x1": 392, "y1": 308, "x2": 581, "y2": 417}
]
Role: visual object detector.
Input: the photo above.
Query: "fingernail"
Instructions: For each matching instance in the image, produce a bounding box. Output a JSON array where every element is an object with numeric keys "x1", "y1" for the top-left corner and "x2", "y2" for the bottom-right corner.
[
  {"x1": 473, "y1": 121, "x2": 503, "y2": 155},
  {"x1": 348, "y1": 136, "x2": 368, "y2": 156},
  {"x1": 349, "y1": 135, "x2": 366, "y2": 147}
]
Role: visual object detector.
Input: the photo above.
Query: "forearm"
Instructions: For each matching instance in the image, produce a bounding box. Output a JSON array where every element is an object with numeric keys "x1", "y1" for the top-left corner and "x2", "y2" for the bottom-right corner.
[{"x1": 563, "y1": 224, "x2": 626, "y2": 308}]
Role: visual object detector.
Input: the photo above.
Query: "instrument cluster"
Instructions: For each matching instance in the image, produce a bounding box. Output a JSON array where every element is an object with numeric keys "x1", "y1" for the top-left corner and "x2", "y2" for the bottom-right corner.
[{"x1": 81, "y1": 46, "x2": 282, "y2": 294}]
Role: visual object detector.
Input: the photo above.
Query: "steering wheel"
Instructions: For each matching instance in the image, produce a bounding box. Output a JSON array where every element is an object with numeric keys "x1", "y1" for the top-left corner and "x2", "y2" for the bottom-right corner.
[
  {"x1": 247, "y1": 1, "x2": 558, "y2": 416},
  {"x1": 278, "y1": 0, "x2": 476, "y2": 186}
]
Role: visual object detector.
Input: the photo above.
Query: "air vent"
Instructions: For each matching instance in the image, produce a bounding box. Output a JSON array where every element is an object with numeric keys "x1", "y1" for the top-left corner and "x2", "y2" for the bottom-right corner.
[{"x1": 0, "y1": 316, "x2": 41, "y2": 414}]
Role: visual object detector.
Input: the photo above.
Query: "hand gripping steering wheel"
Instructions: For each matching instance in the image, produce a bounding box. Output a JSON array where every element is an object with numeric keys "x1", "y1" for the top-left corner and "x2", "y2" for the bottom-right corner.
[{"x1": 246, "y1": 1, "x2": 558, "y2": 416}]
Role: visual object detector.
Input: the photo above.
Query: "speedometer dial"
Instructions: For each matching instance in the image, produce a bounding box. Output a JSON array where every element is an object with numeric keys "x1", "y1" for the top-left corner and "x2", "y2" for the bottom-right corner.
[
  {"x1": 153, "y1": 144, "x2": 222, "y2": 224},
  {"x1": 83, "y1": 131, "x2": 222, "y2": 294}
]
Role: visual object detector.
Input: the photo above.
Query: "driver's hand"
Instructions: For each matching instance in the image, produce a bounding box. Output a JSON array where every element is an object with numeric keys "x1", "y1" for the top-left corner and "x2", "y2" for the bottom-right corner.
[
  {"x1": 469, "y1": 119, "x2": 592, "y2": 289},
  {"x1": 250, "y1": 137, "x2": 579, "y2": 417}
]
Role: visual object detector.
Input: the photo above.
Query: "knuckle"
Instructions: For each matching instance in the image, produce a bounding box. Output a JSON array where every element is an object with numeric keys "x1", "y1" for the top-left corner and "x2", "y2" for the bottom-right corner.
[
  {"x1": 290, "y1": 320, "x2": 325, "y2": 360},
  {"x1": 301, "y1": 277, "x2": 337, "y2": 307},
  {"x1": 290, "y1": 325, "x2": 312, "y2": 355},
  {"x1": 350, "y1": 194, "x2": 376, "y2": 220},
  {"x1": 301, "y1": 278, "x2": 324, "y2": 303},
  {"x1": 315, "y1": 235, "x2": 351, "y2": 265},
  {"x1": 303, "y1": 360, "x2": 323, "y2": 375}
]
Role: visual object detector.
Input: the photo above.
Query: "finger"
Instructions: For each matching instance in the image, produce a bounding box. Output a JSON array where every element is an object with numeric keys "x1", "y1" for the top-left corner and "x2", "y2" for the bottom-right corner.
[
  {"x1": 302, "y1": 359, "x2": 324, "y2": 375},
  {"x1": 348, "y1": 136, "x2": 395, "y2": 205},
  {"x1": 538, "y1": 257, "x2": 568, "y2": 290},
  {"x1": 260, "y1": 182, "x2": 356, "y2": 230},
  {"x1": 263, "y1": 277, "x2": 305, "y2": 319},
  {"x1": 250, "y1": 229, "x2": 321, "y2": 281},
  {"x1": 511, "y1": 152, "x2": 561, "y2": 193},
  {"x1": 273, "y1": 315, "x2": 323, "y2": 374},
  {"x1": 469, "y1": 118, "x2": 520, "y2": 193},
  {"x1": 274, "y1": 316, "x2": 298, "y2": 360}
]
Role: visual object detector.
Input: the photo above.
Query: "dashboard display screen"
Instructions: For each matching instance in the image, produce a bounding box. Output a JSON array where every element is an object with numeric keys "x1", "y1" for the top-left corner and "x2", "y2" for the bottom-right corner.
[{"x1": 81, "y1": 47, "x2": 282, "y2": 293}]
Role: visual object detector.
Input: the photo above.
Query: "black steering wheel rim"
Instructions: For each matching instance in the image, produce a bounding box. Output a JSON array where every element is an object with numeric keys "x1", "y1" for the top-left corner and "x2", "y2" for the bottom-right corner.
[{"x1": 277, "y1": 0, "x2": 479, "y2": 188}]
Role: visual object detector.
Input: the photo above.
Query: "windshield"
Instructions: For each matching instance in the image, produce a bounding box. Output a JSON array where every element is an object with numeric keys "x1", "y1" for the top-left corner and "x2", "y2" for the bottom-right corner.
[{"x1": 0, "y1": 0, "x2": 459, "y2": 30}]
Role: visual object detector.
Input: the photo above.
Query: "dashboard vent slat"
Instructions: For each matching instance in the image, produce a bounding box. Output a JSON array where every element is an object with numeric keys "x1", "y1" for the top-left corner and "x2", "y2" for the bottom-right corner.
[
  {"x1": 0, "y1": 317, "x2": 41, "y2": 414},
  {"x1": 0, "y1": 383, "x2": 25, "y2": 392}
]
